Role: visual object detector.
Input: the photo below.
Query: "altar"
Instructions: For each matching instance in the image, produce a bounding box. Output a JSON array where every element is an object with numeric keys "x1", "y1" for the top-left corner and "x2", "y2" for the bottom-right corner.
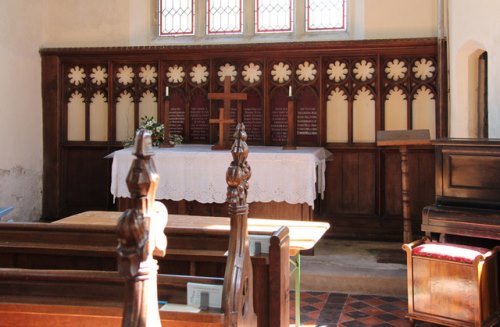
[{"x1": 110, "y1": 144, "x2": 331, "y2": 220}]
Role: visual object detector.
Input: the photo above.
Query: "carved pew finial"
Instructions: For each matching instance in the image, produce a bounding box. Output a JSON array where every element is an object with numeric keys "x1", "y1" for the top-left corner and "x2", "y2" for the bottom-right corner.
[
  {"x1": 117, "y1": 128, "x2": 168, "y2": 327},
  {"x1": 223, "y1": 123, "x2": 258, "y2": 326}
]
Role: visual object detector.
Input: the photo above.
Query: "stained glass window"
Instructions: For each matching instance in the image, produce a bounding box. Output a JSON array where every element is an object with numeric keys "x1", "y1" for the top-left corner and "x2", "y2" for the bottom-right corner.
[
  {"x1": 158, "y1": 0, "x2": 347, "y2": 38},
  {"x1": 256, "y1": 0, "x2": 293, "y2": 33},
  {"x1": 207, "y1": 0, "x2": 243, "y2": 34},
  {"x1": 306, "y1": 0, "x2": 345, "y2": 31},
  {"x1": 159, "y1": 0, "x2": 194, "y2": 36}
]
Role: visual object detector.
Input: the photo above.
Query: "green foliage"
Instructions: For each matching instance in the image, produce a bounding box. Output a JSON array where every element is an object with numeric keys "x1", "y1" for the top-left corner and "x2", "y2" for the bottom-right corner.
[{"x1": 123, "y1": 116, "x2": 183, "y2": 148}]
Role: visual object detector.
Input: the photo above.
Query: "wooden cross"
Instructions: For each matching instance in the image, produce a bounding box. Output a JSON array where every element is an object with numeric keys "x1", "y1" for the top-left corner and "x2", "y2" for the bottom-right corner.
[
  {"x1": 209, "y1": 108, "x2": 235, "y2": 150},
  {"x1": 208, "y1": 76, "x2": 247, "y2": 149}
]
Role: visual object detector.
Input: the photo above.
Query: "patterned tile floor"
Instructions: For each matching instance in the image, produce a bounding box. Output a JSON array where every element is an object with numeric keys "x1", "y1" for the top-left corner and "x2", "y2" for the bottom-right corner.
[{"x1": 290, "y1": 291, "x2": 439, "y2": 326}]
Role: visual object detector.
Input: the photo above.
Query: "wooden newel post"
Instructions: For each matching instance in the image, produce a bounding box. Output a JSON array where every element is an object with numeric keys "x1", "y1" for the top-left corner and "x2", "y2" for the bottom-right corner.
[
  {"x1": 117, "y1": 129, "x2": 168, "y2": 327},
  {"x1": 376, "y1": 129, "x2": 431, "y2": 243},
  {"x1": 161, "y1": 89, "x2": 174, "y2": 148},
  {"x1": 223, "y1": 123, "x2": 258, "y2": 326},
  {"x1": 283, "y1": 93, "x2": 296, "y2": 150}
]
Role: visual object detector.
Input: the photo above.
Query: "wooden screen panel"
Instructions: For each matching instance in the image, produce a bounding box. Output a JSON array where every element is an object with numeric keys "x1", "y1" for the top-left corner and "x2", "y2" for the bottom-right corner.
[
  {"x1": 326, "y1": 88, "x2": 348, "y2": 143},
  {"x1": 189, "y1": 90, "x2": 210, "y2": 143},
  {"x1": 169, "y1": 89, "x2": 186, "y2": 137},
  {"x1": 340, "y1": 151, "x2": 376, "y2": 214},
  {"x1": 61, "y1": 147, "x2": 111, "y2": 217},
  {"x1": 41, "y1": 39, "x2": 441, "y2": 240},
  {"x1": 296, "y1": 87, "x2": 320, "y2": 146},
  {"x1": 243, "y1": 89, "x2": 264, "y2": 144},
  {"x1": 383, "y1": 150, "x2": 403, "y2": 216},
  {"x1": 408, "y1": 150, "x2": 435, "y2": 219},
  {"x1": 89, "y1": 92, "x2": 108, "y2": 141},
  {"x1": 270, "y1": 87, "x2": 288, "y2": 145},
  {"x1": 115, "y1": 92, "x2": 135, "y2": 142},
  {"x1": 353, "y1": 87, "x2": 375, "y2": 143},
  {"x1": 384, "y1": 87, "x2": 407, "y2": 131},
  {"x1": 412, "y1": 86, "x2": 436, "y2": 139},
  {"x1": 67, "y1": 92, "x2": 85, "y2": 141}
]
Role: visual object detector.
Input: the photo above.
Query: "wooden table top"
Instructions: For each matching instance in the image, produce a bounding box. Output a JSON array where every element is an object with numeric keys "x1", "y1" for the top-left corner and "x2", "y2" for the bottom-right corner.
[{"x1": 55, "y1": 211, "x2": 330, "y2": 253}]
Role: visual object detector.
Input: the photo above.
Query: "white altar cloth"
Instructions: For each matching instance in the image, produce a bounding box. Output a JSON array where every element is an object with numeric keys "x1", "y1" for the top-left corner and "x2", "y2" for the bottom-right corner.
[{"x1": 110, "y1": 145, "x2": 331, "y2": 208}]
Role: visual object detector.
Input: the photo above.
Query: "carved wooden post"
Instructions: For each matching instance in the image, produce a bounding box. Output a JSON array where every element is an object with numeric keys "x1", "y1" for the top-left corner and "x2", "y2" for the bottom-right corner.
[
  {"x1": 223, "y1": 123, "x2": 258, "y2": 326},
  {"x1": 117, "y1": 129, "x2": 168, "y2": 327}
]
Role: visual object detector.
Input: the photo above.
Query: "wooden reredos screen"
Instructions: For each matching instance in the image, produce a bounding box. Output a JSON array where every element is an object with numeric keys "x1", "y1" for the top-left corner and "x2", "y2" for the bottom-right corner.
[{"x1": 41, "y1": 38, "x2": 445, "y2": 240}]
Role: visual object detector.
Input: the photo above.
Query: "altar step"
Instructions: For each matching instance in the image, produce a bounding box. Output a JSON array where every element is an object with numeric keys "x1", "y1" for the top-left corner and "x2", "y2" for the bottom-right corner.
[{"x1": 292, "y1": 238, "x2": 407, "y2": 297}]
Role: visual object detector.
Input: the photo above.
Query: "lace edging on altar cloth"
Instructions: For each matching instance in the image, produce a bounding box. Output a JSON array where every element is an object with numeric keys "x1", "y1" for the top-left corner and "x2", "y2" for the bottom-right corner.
[{"x1": 110, "y1": 144, "x2": 331, "y2": 209}]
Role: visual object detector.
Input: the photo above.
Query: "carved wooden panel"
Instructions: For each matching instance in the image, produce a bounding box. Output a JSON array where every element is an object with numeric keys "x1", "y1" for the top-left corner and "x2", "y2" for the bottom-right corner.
[{"x1": 42, "y1": 39, "x2": 442, "y2": 240}]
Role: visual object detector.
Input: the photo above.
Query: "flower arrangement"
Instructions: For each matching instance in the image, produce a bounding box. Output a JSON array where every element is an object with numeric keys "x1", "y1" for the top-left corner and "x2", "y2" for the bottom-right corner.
[{"x1": 124, "y1": 116, "x2": 183, "y2": 147}]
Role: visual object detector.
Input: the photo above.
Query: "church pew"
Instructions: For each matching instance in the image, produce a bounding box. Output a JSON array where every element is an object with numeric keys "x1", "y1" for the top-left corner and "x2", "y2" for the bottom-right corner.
[
  {"x1": 0, "y1": 219, "x2": 290, "y2": 327},
  {"x1": 0, "y1": 126, "x2": 266, "y2": 326},
  {"x1": 0, "y1": 268, "x2": 226, "y2": 326}
]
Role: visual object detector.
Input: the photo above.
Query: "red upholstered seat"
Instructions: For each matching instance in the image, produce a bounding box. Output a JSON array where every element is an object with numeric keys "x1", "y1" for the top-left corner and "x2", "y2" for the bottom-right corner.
[{"x1": 412, "y1": 242, "x2": 490, "y2": 264}]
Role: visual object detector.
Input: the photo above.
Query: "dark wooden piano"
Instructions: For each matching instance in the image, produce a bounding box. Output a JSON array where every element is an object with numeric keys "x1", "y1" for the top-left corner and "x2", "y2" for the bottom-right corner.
[{"x1": 422, "y1": 138, "x2": 500, "y2": 243}]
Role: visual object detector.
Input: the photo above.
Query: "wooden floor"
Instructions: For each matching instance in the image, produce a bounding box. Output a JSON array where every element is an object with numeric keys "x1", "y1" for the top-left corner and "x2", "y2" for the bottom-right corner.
[{"x1": 292, "y1": 291, "x2": 438, "y2": 327}]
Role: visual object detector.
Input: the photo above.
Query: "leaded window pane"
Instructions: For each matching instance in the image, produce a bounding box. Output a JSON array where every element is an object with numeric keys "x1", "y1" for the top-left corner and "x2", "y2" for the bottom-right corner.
[
  {"x1": 207, "y1": 0, "x2": 242, "y2": 34},
  {"x1": 306, "y1": 0, "x2": 345, "y2": 31},
  {"x1": 160, "y1": 0, "x2": 194, "y2": 36},
  {"x1": 256, "y1": 0, "x2": 293, "y2": 33}
]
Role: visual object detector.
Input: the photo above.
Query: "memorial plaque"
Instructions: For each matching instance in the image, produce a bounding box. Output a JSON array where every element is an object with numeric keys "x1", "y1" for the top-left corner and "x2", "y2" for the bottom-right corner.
[
  {"x1": 242, "y1": 90, "x2": 263, "y2": 144},
  {"x1": 169, "y1": 90, "x2": 185, "y2": 137},
  {"x1": 228, "y1": 103, "x2": 238, "y2": 137},
  {"x1": 270, "y1": 89, "x2": 289, "y2": 144},
  {"x1": 189, "y1": 92, "x2": 210, "y2": 143},
  {"x1": 296, "y1": 88, "x2": 319, "y2": 145}
]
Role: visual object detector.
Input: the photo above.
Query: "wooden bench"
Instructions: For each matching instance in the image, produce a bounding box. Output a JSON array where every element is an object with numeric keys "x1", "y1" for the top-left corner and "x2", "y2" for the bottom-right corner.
[
  {"x1": 0, "y1": 221, "x2": 290, "y2": 327},
  {"x1": 0, "y1": 126, "x2": 262, "y2": 326},
  {"x1": 0, "y1": 269, "x2": 226, "y2": 326}
]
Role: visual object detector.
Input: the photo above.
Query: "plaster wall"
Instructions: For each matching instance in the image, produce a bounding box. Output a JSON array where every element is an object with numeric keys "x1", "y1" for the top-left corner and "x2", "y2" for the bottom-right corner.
[
  {"x1": 448, "y1": 0, "x2": 500, "y2": 138},
  {"x1": 0, "y1": 1, "x2": 46, "y2": 221}
]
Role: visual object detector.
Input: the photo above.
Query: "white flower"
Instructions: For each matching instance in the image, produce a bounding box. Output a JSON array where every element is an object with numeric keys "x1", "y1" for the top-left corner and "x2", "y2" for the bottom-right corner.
[
  {"x1": 271, "y1": 62, "x2": 291, "y2": 83},
  {"x1": 68, "y1": 66, "x2": 86, "y2": 86},
  {"x1": 296, "y1": 61, "x2": 317, "y2": 82},
  {"x1": 413, "y1": 58, "x2": 435, "y2": 80},
  {"x1": 190, "y1": 64, "x2": 209, "y2": 84},
  {"x1": 242, "y1": 62, "x2": 262, "y2": 84},
  {"x1": 139, "y1": 64, "x2": 157, "y2": 85},
  {"x1": 167, "y1": 65, "x2": 185, "y2": 84},
  {"x1": 90, "y1": 65, "x2": 108, "y2": 85},
  {"x1": 385, "y1": 59, "x2": 407, "y2": 81},
  {"x1": 353, "y1": 60, "x2": 375, "y2": 82},
  {"x1": 116, "y1": 65, "x2": 134, "y2": 85},
  {"x1": 327, "y1": 61, "x2": 348, "y2": 82},
  {"x1": 218, "y1": 63, "x2": 237, "y2": 82}
]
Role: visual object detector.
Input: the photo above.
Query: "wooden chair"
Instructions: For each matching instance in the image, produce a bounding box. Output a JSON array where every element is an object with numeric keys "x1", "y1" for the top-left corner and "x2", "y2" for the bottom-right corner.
[{"x1": 403, "y1": 237, "x2": 500, "y2": 326}]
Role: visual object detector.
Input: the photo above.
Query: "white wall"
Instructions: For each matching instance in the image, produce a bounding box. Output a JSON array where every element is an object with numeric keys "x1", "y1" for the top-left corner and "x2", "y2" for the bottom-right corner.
[
  {"x1": 0, "y1": 1, "x2": 47, "y2": 221},
  {"x1": 448, "y1": 0, "x2": 500, "y2": 138},
  {"x1": 44, "y1": 0, "x2": 130, "y2": 47}
]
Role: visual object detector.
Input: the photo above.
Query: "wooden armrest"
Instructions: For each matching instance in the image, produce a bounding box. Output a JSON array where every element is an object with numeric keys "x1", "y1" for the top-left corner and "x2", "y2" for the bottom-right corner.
[{"x1": 401, "y1": 236, "x2": 431, "y2": 254}]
